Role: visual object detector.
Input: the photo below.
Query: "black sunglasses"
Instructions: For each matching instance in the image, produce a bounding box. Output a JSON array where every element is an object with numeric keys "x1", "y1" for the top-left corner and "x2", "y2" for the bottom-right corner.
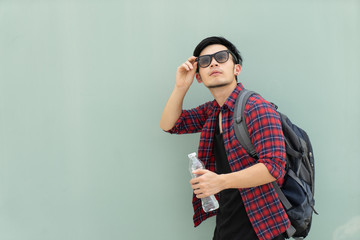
[{"x1": 196, "y1": 50, "x2": 237, "y2": 68}]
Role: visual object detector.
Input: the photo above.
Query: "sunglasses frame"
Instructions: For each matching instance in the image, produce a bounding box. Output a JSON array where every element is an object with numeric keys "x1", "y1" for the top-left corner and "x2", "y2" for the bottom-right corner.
[{"x1": 196, "y1": 50, "x2": 238, "y2": 68}]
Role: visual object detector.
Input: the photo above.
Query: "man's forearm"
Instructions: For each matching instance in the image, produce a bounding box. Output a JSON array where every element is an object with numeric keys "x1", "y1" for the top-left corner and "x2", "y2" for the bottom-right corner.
[
  {"x1": 222, "y1": 163, "x2": 276, "y2": 189},
  {"x1": 191, "y1": 163, "x2": 277, "y2": 199},
  {"x1": 160, "y1": 86, "x2": 188, "y2": 131}
]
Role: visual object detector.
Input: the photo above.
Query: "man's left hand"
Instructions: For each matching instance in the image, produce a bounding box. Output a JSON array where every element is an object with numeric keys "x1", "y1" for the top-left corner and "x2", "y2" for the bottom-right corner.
[{"x1": 190, "y1": 169, "x2": 226, "y2": 199}]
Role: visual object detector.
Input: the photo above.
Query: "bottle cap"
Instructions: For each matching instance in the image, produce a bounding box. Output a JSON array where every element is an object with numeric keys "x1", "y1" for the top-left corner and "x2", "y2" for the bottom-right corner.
[{"x1": 188, "y1": 152, "x2": 196, "y2": 158}]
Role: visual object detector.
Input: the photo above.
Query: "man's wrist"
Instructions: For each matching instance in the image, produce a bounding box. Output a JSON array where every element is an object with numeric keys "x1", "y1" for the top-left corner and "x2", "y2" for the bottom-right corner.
[
  {"x1": 174, "y1": 85, "x2": 190, "y2": 94},
  {"x1": 219, "y1": 173, "x2": 230, "y2": 191}
]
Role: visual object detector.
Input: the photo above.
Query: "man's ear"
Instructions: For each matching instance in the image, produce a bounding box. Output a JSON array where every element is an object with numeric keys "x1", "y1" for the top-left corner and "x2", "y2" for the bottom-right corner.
[
  {"x1": 234, "y1": 64, "x2": 242, "y2": 76},
  {"x1": 196, "y1": 73, "x2": 202, "y2": 83}
]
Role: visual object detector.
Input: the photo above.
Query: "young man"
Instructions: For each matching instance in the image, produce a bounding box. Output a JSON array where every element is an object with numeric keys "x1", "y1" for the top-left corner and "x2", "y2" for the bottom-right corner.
[{"x1": 160, "y1": 37, "x2": 290, "y2": 240}]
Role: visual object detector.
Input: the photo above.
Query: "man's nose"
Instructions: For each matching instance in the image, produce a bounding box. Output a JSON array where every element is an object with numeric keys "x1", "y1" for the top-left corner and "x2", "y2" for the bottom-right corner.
[{"x1": 210, "y1": 56, "x2": 219, "y2": 67}]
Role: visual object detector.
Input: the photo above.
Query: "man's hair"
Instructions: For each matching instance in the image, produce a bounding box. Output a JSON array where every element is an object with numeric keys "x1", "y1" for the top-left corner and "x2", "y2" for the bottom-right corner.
[{"x1": 193, "y1": 36, "x2": 243, "y2": 67}]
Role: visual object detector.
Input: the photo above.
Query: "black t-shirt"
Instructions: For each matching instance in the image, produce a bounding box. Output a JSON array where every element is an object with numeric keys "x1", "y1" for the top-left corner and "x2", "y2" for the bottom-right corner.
[
  {"x1": 212, "y1": 117, "x2": 259, "y2": 240},
  {"x1": 212, "y1": 117, "x2": 285, "y2": 240}
]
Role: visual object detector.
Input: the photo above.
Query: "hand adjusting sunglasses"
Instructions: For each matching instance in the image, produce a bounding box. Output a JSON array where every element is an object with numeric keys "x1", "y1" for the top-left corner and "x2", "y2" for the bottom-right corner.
[{"x1": 196, "y1": 50, "x2": 238, "y2": 68}]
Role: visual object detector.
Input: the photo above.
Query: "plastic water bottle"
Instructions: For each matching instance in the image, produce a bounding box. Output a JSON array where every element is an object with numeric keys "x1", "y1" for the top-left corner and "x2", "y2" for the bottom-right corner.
[{"x1": 188, "y1": 152, "x2": 219, "y2": 212}]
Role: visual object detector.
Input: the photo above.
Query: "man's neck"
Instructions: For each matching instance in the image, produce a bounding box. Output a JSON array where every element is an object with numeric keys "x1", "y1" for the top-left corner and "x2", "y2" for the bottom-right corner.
[{"x1": 209, "y1": 80, "x2": 238, "y2": 107}]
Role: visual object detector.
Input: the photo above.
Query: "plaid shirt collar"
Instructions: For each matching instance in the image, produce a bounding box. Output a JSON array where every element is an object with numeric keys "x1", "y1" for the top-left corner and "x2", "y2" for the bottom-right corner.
[{"x1": 208, "y1": 82, "x2": 245, "y2": 115}]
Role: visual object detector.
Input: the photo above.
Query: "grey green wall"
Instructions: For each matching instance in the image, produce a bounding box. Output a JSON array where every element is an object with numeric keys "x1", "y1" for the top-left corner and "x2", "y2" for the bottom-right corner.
[{"x1": 1, "y1": 0, "x2": 359, "y2": 239}]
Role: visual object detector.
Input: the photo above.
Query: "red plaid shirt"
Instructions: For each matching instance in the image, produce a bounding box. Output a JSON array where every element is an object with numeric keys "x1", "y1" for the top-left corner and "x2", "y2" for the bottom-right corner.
[{"x1": 167, "y1": 83, "x2": 290, "y2": 240}]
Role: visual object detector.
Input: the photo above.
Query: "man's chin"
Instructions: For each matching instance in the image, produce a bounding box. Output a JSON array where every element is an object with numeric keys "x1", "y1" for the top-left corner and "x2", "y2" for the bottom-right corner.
[
  {"x1": 207, "y1": 83, "x2": 229, "y2": 89},
  {"x1": 205, "y1": 79, "x2": 234, "y2": 89}
]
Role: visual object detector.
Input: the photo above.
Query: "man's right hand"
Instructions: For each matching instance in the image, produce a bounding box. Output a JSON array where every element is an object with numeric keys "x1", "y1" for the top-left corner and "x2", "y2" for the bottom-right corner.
[
  {"x1": 160, "y1": 56, "x2": 198, "y2": 131},
  {"x1": 175, "y1": 56, "x2": 198, "y2": 90}
]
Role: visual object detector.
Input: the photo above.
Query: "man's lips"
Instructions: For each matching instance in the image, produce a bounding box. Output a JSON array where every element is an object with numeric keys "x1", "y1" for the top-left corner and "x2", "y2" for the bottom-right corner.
[{"x1": 210, "y1": 70, "x2": 222, "y2": 76}]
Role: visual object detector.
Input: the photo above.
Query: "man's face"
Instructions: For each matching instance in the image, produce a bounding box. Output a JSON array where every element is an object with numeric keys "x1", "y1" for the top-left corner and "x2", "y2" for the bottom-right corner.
[{"x1": 196, "y1": 44, "x2": 240, "y2": 89}]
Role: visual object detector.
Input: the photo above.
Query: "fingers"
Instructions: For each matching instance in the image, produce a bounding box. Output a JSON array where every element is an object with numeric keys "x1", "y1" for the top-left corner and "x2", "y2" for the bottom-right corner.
[
  {"x1": 191, "y1": 182, "x2": 204, "y2": 198},
  {"x1": 187, "y1": 56, "x2": 197, "y2": 63},
  {"x1": 193, "y1": 186, "x2": 209, "y2": 199},
  {"x1": 189, "y1": 169, "x2": 208, "y2": 186},
  {"x1": 190, "y1": 176, "x2": 209, "y2": 198},
  {"x1": 183, "y1": 61, "x2": 193, "y2": 71},
  {"x1": 194, "y1": 190, "x2": 204, "y2": 198},
  {"x1": 180, "y1": 56, "x2": 197, "y2": 71},
  {"x1": 192, "y1": 169, "x2": 207, "y2": 175},
  {"x1": 190, "y1": 176, "x2": 203, "y2": 193},
  {"x1": 189, "y1": 169, "x2": 220, "y2": 199},
  {"x1": 190, "y1": 178, "x2": 199, "y2": 187},
  {"x1": 182, "y1": 62, "x2": 192, "y2": 71}
]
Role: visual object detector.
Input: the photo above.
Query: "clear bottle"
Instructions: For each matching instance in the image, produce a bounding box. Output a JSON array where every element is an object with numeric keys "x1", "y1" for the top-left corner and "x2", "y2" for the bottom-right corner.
[{"x1": 188, "y1": 152, "x2": 219, "y2": 212}]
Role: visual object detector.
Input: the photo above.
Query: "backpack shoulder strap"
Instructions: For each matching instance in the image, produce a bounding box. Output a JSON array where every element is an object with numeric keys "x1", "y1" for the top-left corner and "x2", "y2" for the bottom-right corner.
[{"x1": 233, "y1": 89, "x2": 257, "y2": 158}]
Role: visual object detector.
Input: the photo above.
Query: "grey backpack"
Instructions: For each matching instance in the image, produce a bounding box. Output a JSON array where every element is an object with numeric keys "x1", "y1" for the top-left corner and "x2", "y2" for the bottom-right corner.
[{"x1": 233, "y1": 89, "x2": 318, "y2": 239}]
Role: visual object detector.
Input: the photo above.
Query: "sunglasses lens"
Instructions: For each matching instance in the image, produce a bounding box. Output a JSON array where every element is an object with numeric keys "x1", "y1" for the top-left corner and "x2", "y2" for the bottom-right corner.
[
  {"x1": 197, "y1": 51, "x2": 230, "y2": 68},
  {"x1": 198, "y1": 56, "x2": 211, "y2": 68},
  {"x1": 214, "y1": 51, "x2": 229, "y2": 63}
]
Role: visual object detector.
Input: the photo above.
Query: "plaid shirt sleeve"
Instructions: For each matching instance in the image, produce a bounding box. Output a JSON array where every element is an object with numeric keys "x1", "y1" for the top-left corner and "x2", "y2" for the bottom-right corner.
[
  {"x1": 244, "y1": 94, "x2": 286, "y2": 180},
  {"x1": 165, "y1": 101, "x2": 211, "y2": 134}
]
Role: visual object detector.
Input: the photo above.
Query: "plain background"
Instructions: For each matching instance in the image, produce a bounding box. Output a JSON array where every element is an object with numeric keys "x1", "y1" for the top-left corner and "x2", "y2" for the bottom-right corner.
[{"x1": 0, "y1": 0, "x2": 359, "y2": 239}]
